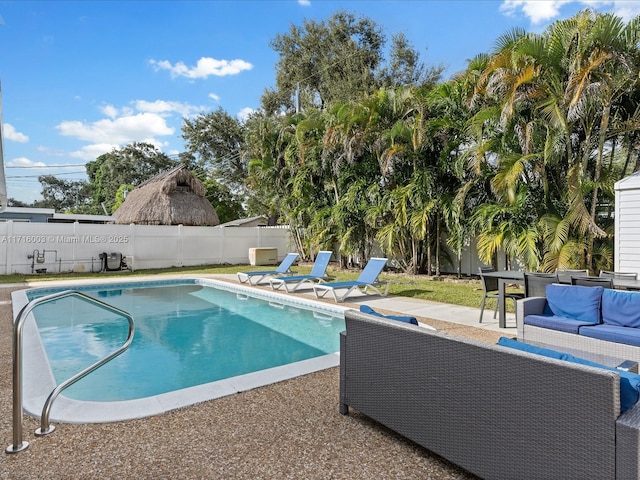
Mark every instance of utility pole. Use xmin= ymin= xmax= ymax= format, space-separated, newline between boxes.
xmin=0 ymin=81 xmax=8 ymax=212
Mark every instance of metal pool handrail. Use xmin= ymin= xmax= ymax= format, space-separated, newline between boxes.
xmin=6 ymin=290 xmax=135 ymax=454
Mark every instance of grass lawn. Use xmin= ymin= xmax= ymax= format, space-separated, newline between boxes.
xmin=0 ymin=262 xmax=522 ymax=312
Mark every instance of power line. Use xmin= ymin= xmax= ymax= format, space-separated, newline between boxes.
xmin=7 ymin=171 xmax=86 ymax=178
xmin=6 ymin=164 xmax=86 ymax=169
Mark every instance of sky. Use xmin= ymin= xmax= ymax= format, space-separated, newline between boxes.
xmin=2 ymin=0 xmax=640 ymax=204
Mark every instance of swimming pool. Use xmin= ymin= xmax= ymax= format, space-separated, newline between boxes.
xmin=13 ymin=277 xmax=348 ymax=423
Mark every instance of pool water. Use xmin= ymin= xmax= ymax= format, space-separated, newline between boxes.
xmin=29 ymin=282 xmax=344 ymax=402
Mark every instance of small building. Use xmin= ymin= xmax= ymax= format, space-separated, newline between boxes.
xmin=113 ymin=165 xmax=220 ymax=226
xmin=0 ymin=206 xmax=114 ymax=224
xmin=218 ymin=215 xmax=268 ymax=228
xmin=615 ymin=172 xmax=640 ymax=275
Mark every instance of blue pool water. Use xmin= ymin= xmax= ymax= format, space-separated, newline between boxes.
xmin=28 ymin=280 xmax=345 ymax=402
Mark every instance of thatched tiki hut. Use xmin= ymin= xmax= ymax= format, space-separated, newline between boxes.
xmin=113 ymin=165 xmax=220 ymax=226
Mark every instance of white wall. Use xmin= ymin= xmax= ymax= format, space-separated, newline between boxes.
xmin=616 ymin=173 xmax=640 ymax=276
xmin=0 ymin=222 xmax=294 ymax=275
xmin=0 ymin=220 xmax=509 ymax=277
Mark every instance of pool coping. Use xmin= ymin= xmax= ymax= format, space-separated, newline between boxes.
xmin=12 ymin=275 xmax=349 ymax=424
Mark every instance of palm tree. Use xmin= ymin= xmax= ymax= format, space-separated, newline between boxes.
xmin=464 ymin=9 xmax=640 ymax=272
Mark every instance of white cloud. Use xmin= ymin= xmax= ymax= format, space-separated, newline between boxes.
xmin=500 ymin=0 xmax=570 ymax=23
xmin=501 ymin=0 xmax=640 ymax=23
xmin=54 ymin=98 xmax=204 ymax=163
xmin=298 ymin=0 xmax=311 ymax=5
xmin=3 ymin=123 xmax=29 ymax=143
xmin=6 ymin=157 xmax=45 ymax=168
xmin=68 ymin=143 xmax=119 ymax=161
xmin=237 ymin=107 xmax=255 ymax=123
xmin=209 ymin=92 xmax=220 ymax=102
xmin=149 ymin=57 xmax=253 ymax=79
xmin=134 ymin=99 xmax=205 ymax=117
xmin=607 ymin=1 xmax=640 ymax=20
xmin=101 ymin=104 xmax=119 ymax=119
xmin=36 ymin=145 xmax=67 ymax=157
xmin=100 ymin=104 xmax=134 ymax=118
xmin=56 ymin=112 xmax=174 ymax=144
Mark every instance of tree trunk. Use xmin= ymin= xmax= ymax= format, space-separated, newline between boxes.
xmin=587 ymin=103 xmax=611 ymax=270
xmin=425 ymin=222 xmax=432 ymax=275
xmin=435 ymin=216 xmax=441 ymax=276
xmin=411 ymin=238 xmax=418 ymax=275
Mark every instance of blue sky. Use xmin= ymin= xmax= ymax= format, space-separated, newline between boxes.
xmin=2 ymin=0 xmax=640 ymax=204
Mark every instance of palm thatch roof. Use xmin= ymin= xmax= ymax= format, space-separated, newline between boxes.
xmin=113 ymin=165 xmax=220 ymax=226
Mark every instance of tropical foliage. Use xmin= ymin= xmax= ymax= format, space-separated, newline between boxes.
xmin=19 ymin=9 xmax=640 ymax=275
xmin=243 ymin=9 xmax=640 ymax=274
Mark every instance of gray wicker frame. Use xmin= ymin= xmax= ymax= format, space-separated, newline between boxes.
xmin=340 ymin=309 xmax=640 ymax=480
xmin=517 ymin=297 xmax=640 ymax=365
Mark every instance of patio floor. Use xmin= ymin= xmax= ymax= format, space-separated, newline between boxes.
xmin=0 ymin=275 xmax=507 ymax=479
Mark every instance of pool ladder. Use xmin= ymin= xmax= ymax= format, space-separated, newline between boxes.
xmin=6 ymin=290 xmax=135 ymax=454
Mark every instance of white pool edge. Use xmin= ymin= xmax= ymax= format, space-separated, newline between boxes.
xmin=12 ymin=276 xmax=349 ymax=424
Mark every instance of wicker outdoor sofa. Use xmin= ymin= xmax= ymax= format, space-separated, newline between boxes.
xmin=339 ymin=309 xmax=640 ymax=480
xmin=517 ymin=285 xmax=640 ymax=365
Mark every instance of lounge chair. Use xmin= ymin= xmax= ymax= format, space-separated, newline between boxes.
xmin=313 ymin=257 xmax=389 ymax=302
xmin=237 ymin=252 xmax=299 ymax=285
xmin=269 ymin=251 xmax=333 ymax=292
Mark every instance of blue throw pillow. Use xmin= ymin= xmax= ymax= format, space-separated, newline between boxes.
xmin=602 ymin=289 xmax=640 ymax=328
xmin=359 ymin=305 xmax=419 ymax=325
xmin=545 ymin=284 xmax=603 ymax=324
xmin=497 ymin=337 xmax=573 ymax=360
xmin=498 ymin=337 xmax=640 ymax=412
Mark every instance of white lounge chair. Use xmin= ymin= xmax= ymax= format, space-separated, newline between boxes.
xmin=269 ymin=251 xmax=333 ymax=292
xmin=313 ymin=257 xmax=389 ymax=302
xmin=237 ymin=252 xmax=299 ymax=285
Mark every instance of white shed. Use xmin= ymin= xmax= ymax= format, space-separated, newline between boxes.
xmin=615 ymin=172 xmax=640 ymax=275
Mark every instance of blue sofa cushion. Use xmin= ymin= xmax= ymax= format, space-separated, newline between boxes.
xmin=498 ymin=337 xmax=640 ymax=412
xmin=497 ymin=337 xmax=571 ymax=360
xmin=545 ymin=284 xmax=603 ymax=324
xmin=359 ymin=305 xmax=419 ymax=326
xmin=579 ymin=324 xmax=640 ymax=347
xmin=523 ymin=314 xmax=596 ymax=334
xmin=602 ymin=289 xmax=640 ymax=328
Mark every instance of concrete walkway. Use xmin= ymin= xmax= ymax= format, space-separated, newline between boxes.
xmin=342 ymin=292 xmax=517 ymax=333
xmin=221 ymin=274 xmax=518 ymax=335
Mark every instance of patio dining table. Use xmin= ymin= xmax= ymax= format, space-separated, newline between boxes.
xmin=480 ymin=270 xmax=525 ymax=328
xmin=483 ymin=270 xmax=640 ymax=328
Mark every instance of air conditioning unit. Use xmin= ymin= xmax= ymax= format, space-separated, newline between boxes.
xmin=100 ymin=252 xmax=123 ymax=271
xmin=248 ymin=247 xmax=278 ymax=266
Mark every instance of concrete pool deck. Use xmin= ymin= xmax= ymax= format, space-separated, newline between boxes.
xmin=1 ymin=274 xmax=502 ymax=479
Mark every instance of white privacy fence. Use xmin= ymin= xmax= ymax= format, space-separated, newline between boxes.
xmin=0 ymin=221 xmax=294 ymax=275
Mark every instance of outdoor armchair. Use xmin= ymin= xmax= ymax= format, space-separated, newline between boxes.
xmin=524 ymin=272 xmax=558 ymax=297
xmin=313 ymin=257 xmax=388 ymax=302
xmin=237 ymin=252 xmax=299 ymax=285
xmin=572 ymin=276 xmax=614 ymax=288
xmin=269 ymin=251 xmax=333 ymax=292
xmin=478 ymin=266 xmax=524 ymax=322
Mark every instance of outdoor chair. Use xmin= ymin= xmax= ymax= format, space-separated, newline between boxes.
xmin=269 ymin=251 xmax=333 ymax=292
xmin=313 ymin=257 xmax=388 ymax=302
xmin=599 ymin=270 xmax=638 ymax=279
xmin=237 ymin=252 xmax=299 ymax=285
xmin=524 ymin=272 xmax=558 ymax=297
xmin=556 ymin=268 xmax=589 ymax=284
xmin=571 ymin=276 xmax=613 ymax=288
xmin=478 ymin=266 xmax=524 ymax=323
